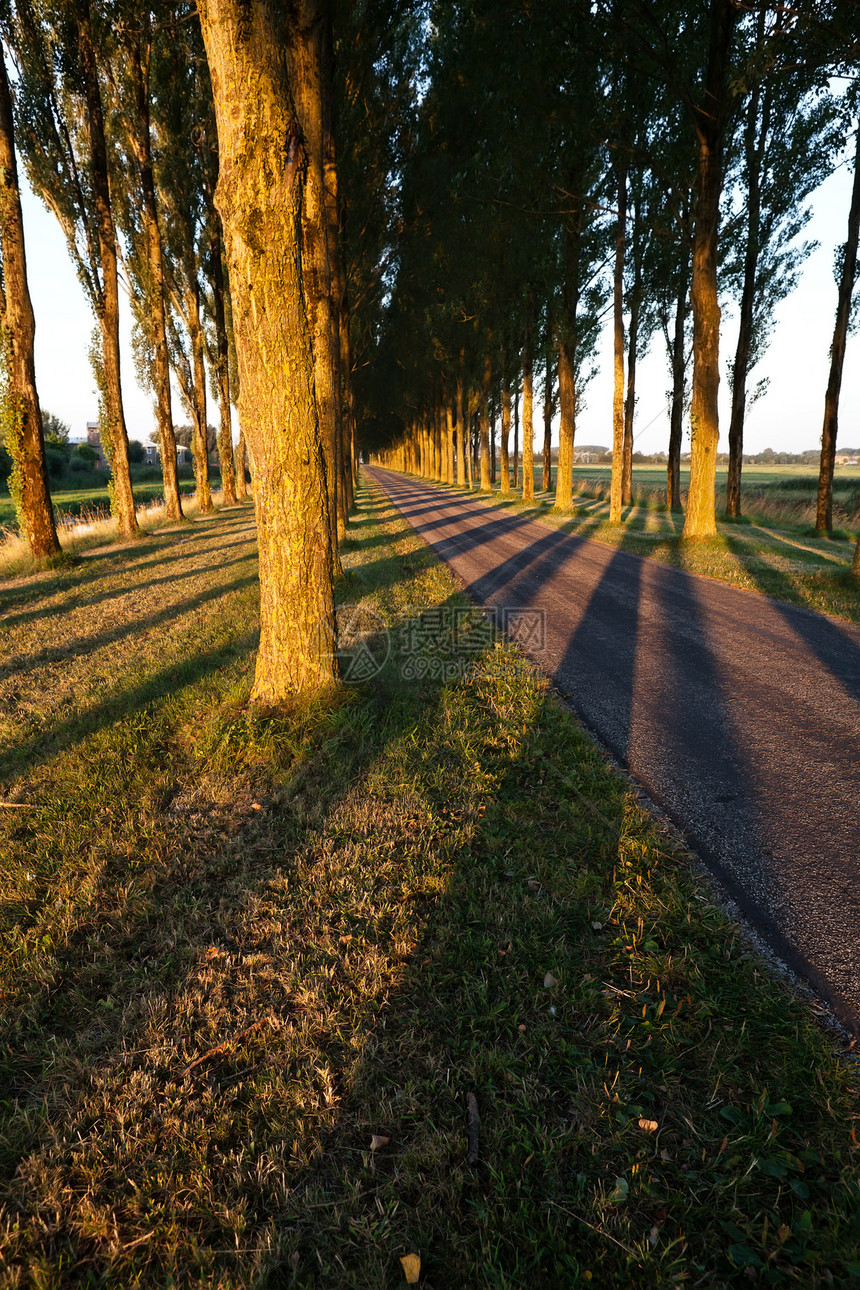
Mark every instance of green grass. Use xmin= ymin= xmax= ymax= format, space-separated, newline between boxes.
xmin=0 ymin=482 xmax=858 ymax=1286
xmin=0 ymin=482 xmax=200 ymax=531
xmin=424 ymin=468 xmax=860 ymax=627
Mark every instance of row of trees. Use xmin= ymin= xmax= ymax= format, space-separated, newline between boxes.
xmin=4 ymin=1 xmax=860 ymax=699
xmin=364 ymin=2 xmax=860 ymax=554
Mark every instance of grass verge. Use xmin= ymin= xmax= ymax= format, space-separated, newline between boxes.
xmin=0 ymin=479 xmax=857 ymax=1287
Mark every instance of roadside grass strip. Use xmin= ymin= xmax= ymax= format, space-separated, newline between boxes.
xmin=0 ymin=480 xmax=857 ymax=1286
xmin=412 ymin=475 xmax=860 ymax=628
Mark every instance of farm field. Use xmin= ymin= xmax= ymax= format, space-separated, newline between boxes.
xmin=0 ymin=480 xmax=858 ymax=1285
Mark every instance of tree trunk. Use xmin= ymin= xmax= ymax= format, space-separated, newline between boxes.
xmin=209 ymin=216 xmax=237 ymax=505
xmin=0 ymin=46 xmax=59 ymax=559
xmin=456 ymin=351 xmax=466 ymax=486
xmin=480 ymin=353 xmax=492 ymax=490
xmin=286 ymin=0 xmax=343 ymax=576
xmin=235 ymin=427 xmax=249 ymax=498
xmin=512 ymin=376 xmax=519 ymax=490
xmin=817 ymin=123 xmax=860 ymax=536
xmin=322 ymin=26 xmax=350 ymax=535
xmin=198 ymin=0 xmax=336 ymax=701
xmin=543 ymin=314 xmax=553 ymax=493
xmin=77 ymin=0 xmax=138 ymax=539
xmin=556 ymin=338 xmax=575 ymax=509
xmin=128 ymin=31 xmax=183 ymax=522
xmin=186 ymin=278 xmax=214 ymax=513
xmin=622 ymin=292 xmax=639 ymax=508
xmin=726 ymin=70 xmax=770 ymax=521
xmin=667 ymin=254 xmax=688 ymax=511
xmin=609 ymin=158 xmax=627 ymax=523
xmin=522 ymin=290 xmax=534 ymax=502
xmin=683 ymin=0 xmax=738 ymax=540
xmin=500 ymin=358 xmax=511 ymax=496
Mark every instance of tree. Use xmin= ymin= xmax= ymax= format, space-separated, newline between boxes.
xmin=10 ymin=0 xmax=138 ymax=537
xmin=0 ymin=42 xmax=58 ymax=557
xmin=817 ymin=120 xmax=860 ymax=535
xmin=197 ymin=0 xmax=336 ymax=700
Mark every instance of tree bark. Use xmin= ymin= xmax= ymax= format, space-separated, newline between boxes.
xmin=209 ymin=216 xmax=237 ymax=505
xmin=522 ymin=290 xmax=534 ymax=502
xmin=127 ymin=30 xmax=183 ymax=522
xmin=197 ymin=0 xmax=336 ymax=701
xmin=456 ymin=351 xmax=466 ymax=487
xmin=622 ymin=290 xmax=639 ymax=508
xmin=683 ymin=0 xmax=738 ymax=540
xmin=500 ymin=357 xmax=511 ymax=496
xmin=543 ymin=313 xmax=553 ymax=493
xmin=817 ymin=123 xmax=860 ymax=536
xmin=235 ymin=426 xmax=249 ymax=498
xmin=726 ymin=69 xmax=770 ymax=520
xmin=0 ymin=46 xmax=59 ymax=559
xmin=667 ymin=253 xmax=688 ymax=511
xmin=512 ymin=375 xmax=519 ymax=490
xmin=286 ymin=0 xmax=343 ymax=576
xmin=77 ymin=0 xmax=138 ymax=538
xmin=479 ymin=352 xmax=492 ymax=490
xmin=185 ymin=278 xmax=214 ymax=513
xmin=609 ymin=157 xmax=627 ymax=523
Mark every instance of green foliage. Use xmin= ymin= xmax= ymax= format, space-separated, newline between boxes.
xmin=127 ymin=439 xmax=145 ymax=464
xmin=39 ymin=407 xmax=70 ymax=443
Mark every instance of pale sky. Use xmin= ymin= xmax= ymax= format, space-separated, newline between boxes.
xmin=23 ymin=156 xmax=860 ymax=455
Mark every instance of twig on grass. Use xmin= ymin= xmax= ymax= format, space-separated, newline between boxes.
xmin=466 ymin=1091 xmax=480 ymax=1164
xmin=547 ymin=1201 xmax=637 ymax=1257
xmin=181 ymin=1017 xmax=273 ymax=1079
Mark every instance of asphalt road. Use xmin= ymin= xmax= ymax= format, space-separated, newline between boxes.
xmin=369 ymin=467 xmax=860 ymax=1033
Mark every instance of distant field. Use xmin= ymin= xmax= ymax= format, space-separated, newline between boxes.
xmin=0 ymin=481 xmax=199 ymax=530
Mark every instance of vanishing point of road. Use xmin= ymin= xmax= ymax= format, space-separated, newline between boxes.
xmin=369 ymin=467 xmax=860 ymax=1035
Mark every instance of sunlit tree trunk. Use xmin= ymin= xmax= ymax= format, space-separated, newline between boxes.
xmin=287 ymin=0 xmax=343 ymax=576
xmin=817 ymin=123 xmax=860 ymax=536
xmin=0 ymin=46 xmax=59 ymax=559
xmin=683 ymin=0 xmax=738 ymax=539
xmin=556 ymin=338 xmax=575 ymax=509
xmin=235 ymin=427 xmax=248 ymax=499
xmin=542 ymin=313 xmax=553 ymax=493
xmin=185 ymin=279 xmax=214 ymax=513
xmin=198 ymin=0 xmax=336 ymax=701
xmin=522 ymin=290 xmax=534 ymax=502
xmin=609 ymin=158 xmax=627 ymax=523
xmin=479 ymin=353 xmax=492 ymax=490
xmin=209 ymin=216 xmax=237 ymax=505
xmin=622 ymin=290 xmax=640 ymax=509
xmin=127 ymin=30 xmax=183 ymax=522
xmin=456 ymin=351 xmax=466 ymax=486
xmin=78 ymin=0 xmax=137 ymax=538
xmin=500 ymin=358 xmax=511 ymax=496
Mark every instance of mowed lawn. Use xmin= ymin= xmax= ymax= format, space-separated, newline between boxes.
xmin=0 ymin=485 xmax=858 ymax=1286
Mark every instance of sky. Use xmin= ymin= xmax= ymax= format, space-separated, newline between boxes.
xmin=23 ymin=154 xmax=860 ymax=455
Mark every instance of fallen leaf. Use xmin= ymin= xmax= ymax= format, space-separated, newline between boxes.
xmin=518 ymin=1023 xmax=527 ymax=1033
xmin=251 ymin=802 xmax=263 ymax=811
xmin=638 ymin=1119 xmax=659 ymax=1133
xmin=544 ymin=972 xmax=558 ymax=989
xmin=370 ymin=1135 xmax=390 ymax=1152
xmin=591 ymin=921 xmax=603 ymax=931
xmin=400 ymin=1252 xmax=421 ymax=1283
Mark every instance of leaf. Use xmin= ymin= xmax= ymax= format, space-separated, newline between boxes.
xmin=638 ymin=1118 xmax=659 ymax=1133
xmin=370 ymin=1135 xmax=390 ymax=1152
xmin=728 ymin=1244 xmax=763 ymax=1269
xmin=719 ymin=1106 xmax=744 ymax=1125
xmin=767 ymin=1101 xmax=793 ymax=1117
xmin=789 ymin=1180 xmax=810 ymax=1200
xmin=607 ymin=1177 xmax=629 ymax=1204
xmin=796 ymin=1210 xmax=814 ymax=1235
xmin=400 ymin=1252 xmax=421 ymax=1283
xmin=591 ymin=921 xmax=603 ymax=930
xmin=543 ymin=972 xmax=558 ymax=988
xmin=758 ymin=1156 xmax=788 ymax=1179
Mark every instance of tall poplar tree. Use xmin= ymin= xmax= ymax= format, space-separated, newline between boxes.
xmin=197 ymin=0 xmax=336 ymax=700
xmin=0 ymin=41 xmax=58 ymax=558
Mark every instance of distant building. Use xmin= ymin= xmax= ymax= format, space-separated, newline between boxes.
xmin=144 ymin=443 xmax=160 ymax=465
xmin=85 ymin=422 xmax=107 ymax=469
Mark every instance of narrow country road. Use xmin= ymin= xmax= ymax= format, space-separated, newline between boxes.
xmin=369 ymin=468 xmax=860 ymax=1033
